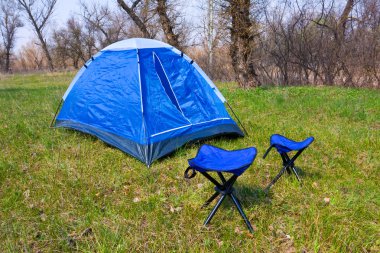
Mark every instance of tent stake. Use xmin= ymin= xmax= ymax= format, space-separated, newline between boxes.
xmin=50 ymin=99 xmax=63 ymax=128
xmin=226 ymin=102 xmax=249 ymax=136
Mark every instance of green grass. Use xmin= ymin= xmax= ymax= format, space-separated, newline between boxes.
xmin=0 ymin=72 xmax=379 ymax=252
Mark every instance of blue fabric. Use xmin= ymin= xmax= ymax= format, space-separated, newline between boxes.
xmin=270 ymin=134 xmax=314 ymax=153
xmin=57 ymin=50 xmax=144 ymax=143
xmin=55 ymin=39 xmax=243 ymax=166
xmin=188 ymin=145 xmax=257 ymax=176
xmin=153 ymin=53 xmax=181 ymax=111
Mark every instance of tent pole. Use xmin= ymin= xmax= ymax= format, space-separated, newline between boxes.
xmin=50 ymin=99 xmax=63 ymax=128
xmin=226 ymin=101 xmax=249 ymax=136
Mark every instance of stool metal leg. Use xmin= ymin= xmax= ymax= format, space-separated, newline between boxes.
xmin=199 ymin=172 xmax=253 ymax=233
xmin=204 ymin=194 xmax=226 ymax=225
xmin=282 ymin=153 xmax=292 ymax=174
xmin=265 ymin=166 xmax=288 ymax=192
xmin=202 ymin=191 xmax=220 ymax=208
xmin=291 ymin=166 xmax=302 ymax=184
xmin=230 ymin=193 xmax=254 ymax=233
xmin=217 ymin=172 xmax=227 ymax=183
xmin=266 ymin=148 xmax=306 ymax=190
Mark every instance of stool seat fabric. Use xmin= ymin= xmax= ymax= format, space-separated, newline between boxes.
xmin=188 ymin=144 xmax=257 ymax=176
xmin=270 ymin=134 xmax=314 ymax=153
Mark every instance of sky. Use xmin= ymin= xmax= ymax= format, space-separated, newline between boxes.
xmin=15 ymin=0 xmax=202 ymax=51
xmin=16 ymin=0 xmax=106 ymax=50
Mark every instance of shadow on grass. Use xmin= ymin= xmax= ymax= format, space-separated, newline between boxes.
xmin=234 ymin=185 xmax=270 ymax=207
xmin=195 ymin=166 xmax=323 ymax=213
xmin=265 ymin=166 xmax=322 ymax=182
xmin=294 ymin=166 xmax=322 ymax=179
xmin=199 ymin=185 xmax=270 ymax=212
xmin=151 ymin=133 xmax=244 ymax=163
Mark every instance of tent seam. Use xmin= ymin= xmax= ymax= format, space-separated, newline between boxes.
xmin=150 ymin=117 xmax=231 ymax=137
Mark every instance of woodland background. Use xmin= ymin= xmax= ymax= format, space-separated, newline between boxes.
xmin=0 ymin=0 xmax=379 ymax=88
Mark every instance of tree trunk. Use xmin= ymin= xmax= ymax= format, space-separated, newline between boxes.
xmin=35 ymin=30 xmax=54 ymax=71
xmin=17 ymin=0 xmax=56 ymax=71
xmin=207 ymin=0 xmax=214 ymax=74
xmin=337 ymin=0 xmax=354 ymax=42
xmin=228 ymin=0 xmax=260 ymax=88
xmin=117 ymin=0 xmax=152 ymax=38
xmin=156 ymin=0 xmax=181 ymax=50
xmin=336 ymin=0 xmax=355 ymax=85
xmin=5 ymin=50 xmax=11 ymax=73
xmin=1 ymin=0 xmax=22 ymax=73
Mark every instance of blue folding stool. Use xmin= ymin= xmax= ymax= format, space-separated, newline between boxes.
xmin=263 ymin=134 xmax=314 ymax=191
xmin=185 ymin=144 xmax=257 ymax=233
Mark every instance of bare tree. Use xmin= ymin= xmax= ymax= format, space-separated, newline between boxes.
xmin=256 ymin=0 xmax=379 ymax=87
xmin=10 ymin=0 xmax=376 ymax=86
xmin=17 ymin=0 xmax=57 ymax=71
xmin=353 ymin=0 xmax=380 ymax=86
xmin=222 ymin=0 xmax=261 ymax=87
xmin=15 ymin=40 xmax=45 ymax=71
xmin=117 ymin=0 xmax=153 ymax=38
xmin=0 ymin=45 xmax=5 ymax=69
xmin=193 ymin=0 xmax=231 ymax=79
xmin=207 ymin=0 xmax=214 ymax=69
xmin=51 ymin=16 xmax=97 ymax=69
xmin=80 ymin=1 xmax=128 ymax=48
xmin=156 ymin=0 xmax=181 ymax=49
xmin=51 ymin=27 xmax=69 ymax=69
xmin=117 ymin=0 xmax=188 ymax=48
xmin=66 ymin=17 xmax=94 ymax=67
xmin=0 ymin=0 xmax=23 ymax=73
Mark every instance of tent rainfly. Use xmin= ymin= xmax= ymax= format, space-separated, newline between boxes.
xmin=52 ymin=38 xmax=244 ymax=166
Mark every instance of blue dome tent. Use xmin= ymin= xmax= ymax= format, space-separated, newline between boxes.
xmin=52 ymin=38 xmax=244 ymax=166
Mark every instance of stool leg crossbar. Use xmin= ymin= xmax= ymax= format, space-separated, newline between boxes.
xmin=200 ymin=171 xmax=254 ymax=233
xmin=186 ymin=144 xmax=257 ymax=233
xmin=264 ymin=148 xmax=305 ymax=192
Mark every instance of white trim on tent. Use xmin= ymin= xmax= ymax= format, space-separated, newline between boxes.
xmin=102 ymin=38 xmax=172 ymax=51
xmin=137 ymin=49 xmax=144 ymax=113
xmin=150 ymin=117 xmax=231 ymax=137
xmin=136 ymin=48 xmax=149 ymax=163
xmin=62 ymin=66 xmax=86 ymax=100
xmin=62 ymin=51 xmax=102 ymax=100
xmin=191 ymin=117 xmax=230 ymax=126
xmin=150 ymin=124 xmax=192 ymax=137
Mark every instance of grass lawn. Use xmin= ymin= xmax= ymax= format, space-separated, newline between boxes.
xmin=0 ymin=72 xmax=379 ymax=252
